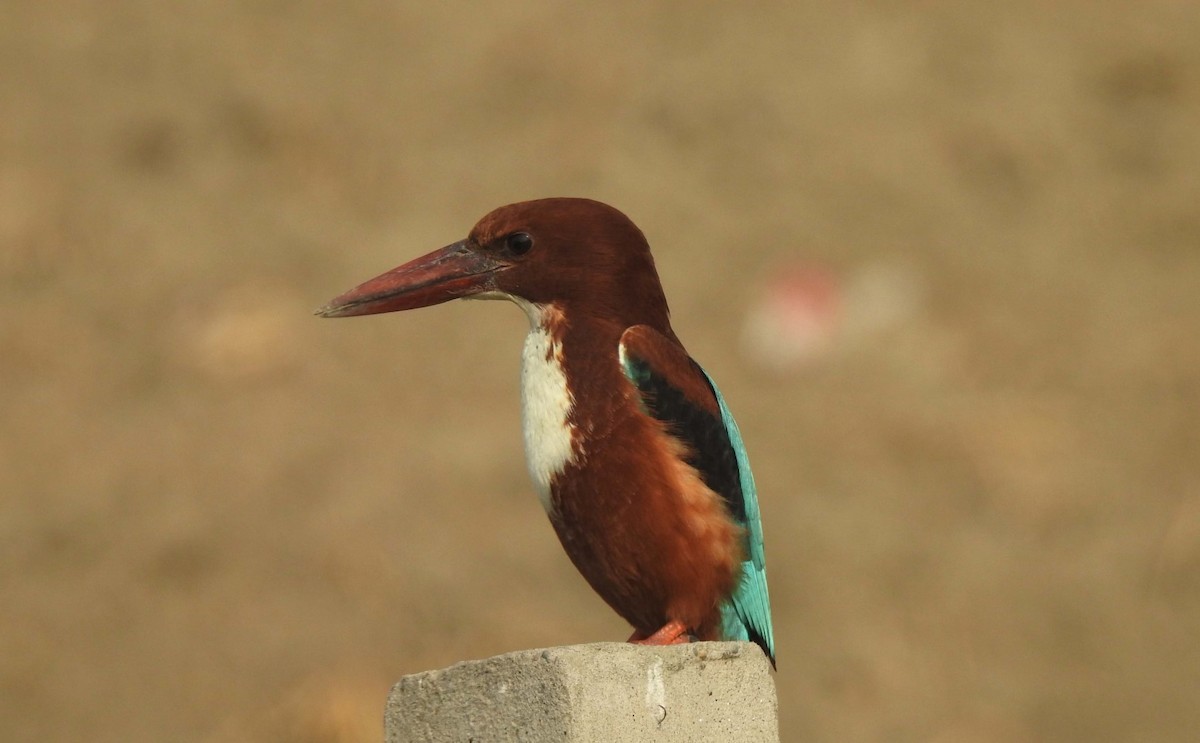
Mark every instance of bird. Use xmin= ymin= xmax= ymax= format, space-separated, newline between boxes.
xmin=317 ymin=198 xmax=775 ymax=666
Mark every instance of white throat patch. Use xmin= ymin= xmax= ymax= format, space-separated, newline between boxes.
xmin=510 ymin=299 xmax=577 ymax=515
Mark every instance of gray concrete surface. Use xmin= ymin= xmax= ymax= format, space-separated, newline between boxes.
xmin=386 ymin=641 xmax=778 ymax=742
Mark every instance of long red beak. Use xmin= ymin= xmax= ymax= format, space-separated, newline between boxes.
xmin=316 ymin=240 xmax=503 ymax=318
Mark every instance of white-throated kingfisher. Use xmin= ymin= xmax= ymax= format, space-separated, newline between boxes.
xmin=318 ymin=198 xmax=775 ymax=666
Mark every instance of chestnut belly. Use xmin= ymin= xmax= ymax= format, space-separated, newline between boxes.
xmin=548 ymin=448 xmax=743 ymax=639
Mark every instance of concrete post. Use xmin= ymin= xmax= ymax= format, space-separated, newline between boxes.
xmin=386 ymin=641 xmax=778 ymax=742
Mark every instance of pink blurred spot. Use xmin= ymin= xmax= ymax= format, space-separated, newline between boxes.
xmin=742 ymin=261 xmax=923 ymax=372
xmin=741 ymin=266 xmax=843 ymax=371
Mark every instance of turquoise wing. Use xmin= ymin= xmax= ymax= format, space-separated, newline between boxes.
xmin=702 ymin=370 xmax=775 ymax=666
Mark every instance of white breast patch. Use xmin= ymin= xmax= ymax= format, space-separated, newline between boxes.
xmin=517 ymin=308 xmax=577 ymax=515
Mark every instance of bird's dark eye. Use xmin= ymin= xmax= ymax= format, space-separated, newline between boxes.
xmin=505 ymin=232 xmax=534 ymax=256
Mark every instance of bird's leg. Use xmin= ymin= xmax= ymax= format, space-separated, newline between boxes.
xmin=628 ymin=619 xmax=690 ymax=646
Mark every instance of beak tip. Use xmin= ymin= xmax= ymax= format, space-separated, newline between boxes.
xmin=314 ymin=303 xmax=343 ymax=318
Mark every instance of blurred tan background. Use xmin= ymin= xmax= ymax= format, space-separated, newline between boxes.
xmin=3 ymin=2 xmax=1199 ymax=741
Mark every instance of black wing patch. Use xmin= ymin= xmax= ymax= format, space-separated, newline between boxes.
xmin=624 ymin=356 xmax=747 ymax=526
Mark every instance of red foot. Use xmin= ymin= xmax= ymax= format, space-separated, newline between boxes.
xmin=628 ymin=620 xmax=690 ymax=646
